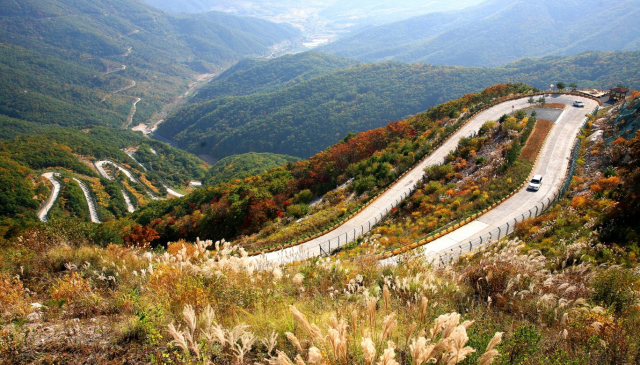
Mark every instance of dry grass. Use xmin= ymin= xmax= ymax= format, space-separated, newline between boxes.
xmin=538 ymin=103 xmax=566 ymax=109
xmin=1 ymin=229 xmax=638 ymax=364
xmin=0 ymin=273 xmax=31 ymax=320
xmin=520 ymin=119 xmax=555 ymax=162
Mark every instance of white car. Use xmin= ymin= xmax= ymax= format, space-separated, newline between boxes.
xmin=573 ymin=101 xmax=584 ymax=107
xmin=528 ymin=175 xmax=543 ymax=191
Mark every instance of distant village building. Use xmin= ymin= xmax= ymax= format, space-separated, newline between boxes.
xmin=190 ymin=181 xmax=202 ymax=187
xmin=609 ymin=86 xmax=629 ymax=101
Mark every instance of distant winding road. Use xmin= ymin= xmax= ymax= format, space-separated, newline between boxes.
xmin=37 ymin=172 xmax=61 ymax=222
xmin=125 ymin=152 xmax=185 ymax=198
xmin=259 ymin=94 xmax=598 ymax=265
xmin=95 ymin=160 xmax=138 ymax=182
xmin=125 ymin=98 xmax=141 ymax=128
xmin=73 ymin=178 xmax=102 ymax=223
xmin=95 ymin=160 xmax=137 ymax=212
xmin=95 ymin=159 xmax=176 ymax=208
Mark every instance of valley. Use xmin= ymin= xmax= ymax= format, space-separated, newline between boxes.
xmin=140 ymin=0 xmax=485 ymax=51
xmin=158 ymin=50 xmax=640 ymax=161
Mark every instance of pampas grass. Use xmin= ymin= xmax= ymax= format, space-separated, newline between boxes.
xmin=477 ymin=332 xmax=503 ymax=365
xmin=307 ymin=346 xmax=323 ymax=364
xmin=167 ymin=304 xmax=257 ymax=363
xmin=381 ymin=313 xmax=397 ymax=345
xmin=262 ymin=330 xmax=278 ymax=356
xmin=285 ymin=332 xmax=303 ymax=353
xmin=362 ymin=336 xmax=377 ymax=365
xmin=377 ymin=342 xmax=399 ymax=365
xmin=289 ymin=305 xmax=323 ymax=341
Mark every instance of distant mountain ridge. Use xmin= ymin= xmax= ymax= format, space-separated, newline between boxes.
xmin=158 ymin=50 xmax=640 ymax=160
xmin=319 ymin=0 xmax=640 ymax=66
xmin=140 ymin=0 xmax=484 ymax=29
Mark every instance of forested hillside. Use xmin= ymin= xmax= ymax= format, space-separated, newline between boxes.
xmin=208 ymin=153 xmax=300 ymax=186
xmin=0 ymin=0 xmax=300 ymax=129
xmin=320 ymin=0 xmax=640 ymax=66
xmin=141 ymin=84 xmax=534 ymax=243
xmin=191 ymin=52 xmax=359 ymax=102
xmin=0 ymin=127 xmax=207 ymax=233
xmin=159 ymin=50 xmax=640 ymax=160
xmin=0 ymin=0 xmax=302 ymax=226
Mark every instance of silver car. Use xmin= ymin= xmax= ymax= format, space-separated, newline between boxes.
xmin=528 ymin=175 xmax=543 ymax=191
xmin=573 ymin=101 xmax=584 ymax=107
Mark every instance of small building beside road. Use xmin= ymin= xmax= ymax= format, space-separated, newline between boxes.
xmin=609 ymin=87 xmax=629 ymax=101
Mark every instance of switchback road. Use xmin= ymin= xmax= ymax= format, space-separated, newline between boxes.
xmin=260 ymin=94 xmax=598 ymax=265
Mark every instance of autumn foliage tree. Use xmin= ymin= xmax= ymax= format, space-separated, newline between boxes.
xmin=122 ymin=225 xmax=159 ymax=250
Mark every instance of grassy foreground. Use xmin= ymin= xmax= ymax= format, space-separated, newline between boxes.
xmin=1 ymin=229 xmax=638 ymax=364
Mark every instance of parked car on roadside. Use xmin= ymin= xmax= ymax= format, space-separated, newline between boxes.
xmin=528 ymin=175 xmax=543 ymax=191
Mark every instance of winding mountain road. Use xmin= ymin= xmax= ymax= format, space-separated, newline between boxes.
xmin=105 ymin=64 xmax=126 ymax=74
xmin=400 ymin=95 xmax=599 ymax=262
xmin=113 ymin=80 xmax=136 ymax=94
xmin=121 ymin=189 xmax=136 ymax=213
xmin=95 ymin=160 xmax=138 ymax=212
xmin=73 ymin=178 xmax=101 ymax=223
xmin=37 ymin=172 xmax=61 ymax=222
xmin=125 ymin=98 xmax=141 ymax=128
xmin=163 ymin=184 xmax=185 ymax=198
xmin=126 ymin=152 xmax=148 ymax=172
xmin=259 ymin=94 xmax=598 ymax=265
xmin=125 ymin=152 xmax=184 ymax=197
xmin=95 ymin=160 xmax=138 ymax=182
xmin=95 ymin=159 xmax=161 ymax=204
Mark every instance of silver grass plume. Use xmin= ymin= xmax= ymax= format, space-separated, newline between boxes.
xmin=477 ymin=332 xmax=503 ymax=365
xmin=285 ymin=332 xmax=304 ymax=353
xmin=308 ymin=346 xmax=323 ymax=364
xmin=381 ymin=312 xmax=397 ymax=345
xmin=361 ymin=336 xmax=376 ymax=365
xmin=261 ymin=330 xmax=278 ymax=356
xmin=376 ymin=341 xmax=399 ymax=365
xmin=289 ymin=306 xmax=323 ymax=341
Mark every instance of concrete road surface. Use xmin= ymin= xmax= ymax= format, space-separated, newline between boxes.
xmin=37 ymin=172 xmax=61 ymax=222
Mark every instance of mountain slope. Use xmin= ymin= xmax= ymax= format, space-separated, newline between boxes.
xmin=158 ymin=50 xmax=640 ymax=160
xmin=0 ymin=0 xmax=300 ymax=129
xmin=191 ymin=52 xmax=359 ymax=102
xmin=208 ymin=152 xmax=301 ymax=186
xmin=0 ymin=126 xmax=208 ymax=226
xmin=320 ymin=0 xmax=640 ymax=66
xmin=2 ymin=93 xmax=640 ymax=364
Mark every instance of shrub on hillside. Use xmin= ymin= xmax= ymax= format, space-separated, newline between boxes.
xmin=590 ymin=267 xmax=639 ymax=313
